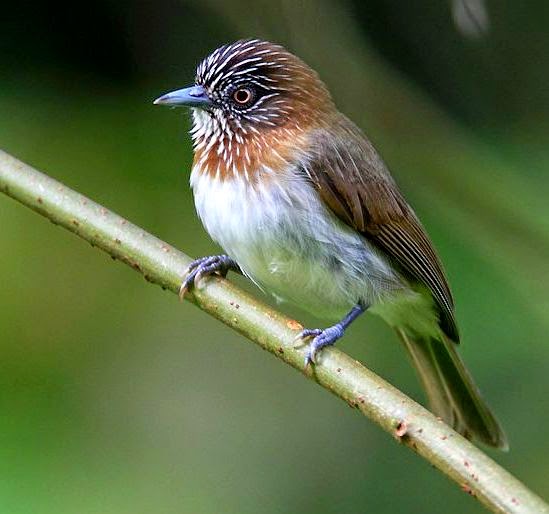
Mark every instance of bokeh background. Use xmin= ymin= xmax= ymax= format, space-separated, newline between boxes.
xmin=1 ymin=1 xmax=548 ymax=512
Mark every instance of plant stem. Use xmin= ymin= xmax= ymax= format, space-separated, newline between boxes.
xmin=0 ymin=149 xmax=547 ymax=514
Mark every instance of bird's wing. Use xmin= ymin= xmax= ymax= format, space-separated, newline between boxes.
xmin=303 ymin=118 xmax=459 ymax=342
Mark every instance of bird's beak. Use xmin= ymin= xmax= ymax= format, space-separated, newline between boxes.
xmin=153 ymin=85 xmax=212 ymax=108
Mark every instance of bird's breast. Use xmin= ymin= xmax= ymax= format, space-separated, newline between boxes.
xmin=190 ymin=165 xmax=403 ymax=318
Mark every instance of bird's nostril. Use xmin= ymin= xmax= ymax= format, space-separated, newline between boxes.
xmin=189 ymin=86 xmax=206 ymax=97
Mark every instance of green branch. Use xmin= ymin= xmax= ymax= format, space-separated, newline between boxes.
xmin=0 ymin=149 xmax=547 ymax=514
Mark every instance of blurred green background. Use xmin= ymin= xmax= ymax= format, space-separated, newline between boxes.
xmin=1 ymin=1 xmax=548 ymax=512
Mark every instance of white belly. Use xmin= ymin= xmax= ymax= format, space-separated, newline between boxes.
xmin=190 ymin=168 xmax=404 ymax=319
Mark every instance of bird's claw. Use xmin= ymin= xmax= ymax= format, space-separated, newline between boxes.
xmin=179 ymin=255 xmax=237 ymax=300
xmin=293 ymin=328 xmax=321 ymax=344
xmin=296 ymin=325 xmax=345 ymax=367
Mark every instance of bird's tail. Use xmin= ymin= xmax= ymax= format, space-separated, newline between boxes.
xmin=396 ymin=328 xmax=508 ymax=449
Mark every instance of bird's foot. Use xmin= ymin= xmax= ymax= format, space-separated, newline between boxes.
xmin=297 ymin=324 xmax=346 ymax=367
xmin=179 ymin=254 xmax=240 ymax=300
xmin=295 ymin=304 xmax=366 ymax=367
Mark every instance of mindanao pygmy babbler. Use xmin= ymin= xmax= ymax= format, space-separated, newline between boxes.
xmin=154 ymin=39 xmax=507 ymax=448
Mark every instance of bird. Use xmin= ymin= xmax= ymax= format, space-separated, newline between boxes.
xmin=154 ymin=38 xmax=507 ymax=449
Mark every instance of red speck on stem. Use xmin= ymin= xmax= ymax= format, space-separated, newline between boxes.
xmin=461 ymin=484 xmax=475 ymax=496
xmin=286 ymin=319 xmax=303 ymax=331
xmin=395 ymin=421 xmax=408 ymax=438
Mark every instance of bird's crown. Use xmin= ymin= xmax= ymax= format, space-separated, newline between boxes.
xmin=195 ymin=39 xmax=332 ymax=129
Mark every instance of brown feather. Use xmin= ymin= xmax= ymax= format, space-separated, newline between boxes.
xmin=304 ymin=114 xmax=459 ymax=342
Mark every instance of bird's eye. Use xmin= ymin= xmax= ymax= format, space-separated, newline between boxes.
xmin=232 ymin=87 xmax=253 ymax=105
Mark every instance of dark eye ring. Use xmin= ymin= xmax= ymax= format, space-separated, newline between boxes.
xmin=232 ymin=87 xmax=253 ymax=105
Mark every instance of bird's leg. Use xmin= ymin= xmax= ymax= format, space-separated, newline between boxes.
xmin=179 ymin=255 xmax=241 ymax=300
xmin=298 ymin=304 xmax=366 ymax=366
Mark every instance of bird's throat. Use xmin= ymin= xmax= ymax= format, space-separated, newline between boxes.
xmin=190 ymin=108 xmax=309 ymax=183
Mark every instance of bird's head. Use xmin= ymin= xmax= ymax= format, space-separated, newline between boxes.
xmin=155 ymin=39 xmax=335 ymax=180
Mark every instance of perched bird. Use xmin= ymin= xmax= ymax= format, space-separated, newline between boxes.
xmin=154 ymin=39 xmax=507 ymax=448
